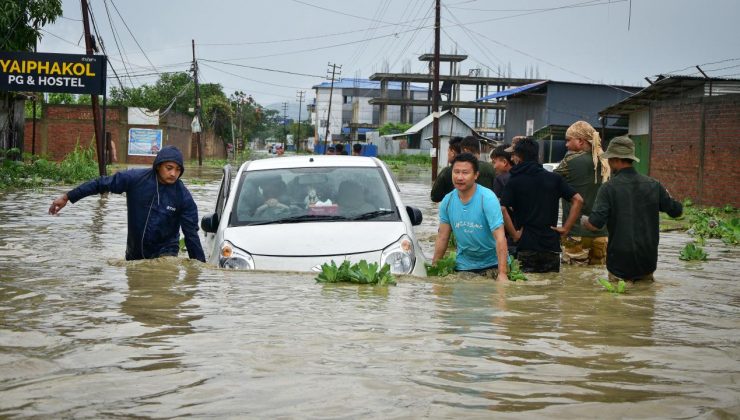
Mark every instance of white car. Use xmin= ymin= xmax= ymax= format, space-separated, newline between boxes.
xmin=200 ymin=155 xmax=426 ymax=276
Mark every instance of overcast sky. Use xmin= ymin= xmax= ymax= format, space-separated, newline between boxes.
xmin=37 ymin=0 xmax=740 ymax=109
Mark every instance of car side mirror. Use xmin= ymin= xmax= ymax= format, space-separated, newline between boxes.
xmin=201 ymin=212 xmax=219 ymax=233
xmin=406 ymin=206 xmax=423 ymax=226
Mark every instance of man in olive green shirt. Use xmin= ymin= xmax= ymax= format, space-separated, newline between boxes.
xmin=584 ymin=136 xmax=683 ymax=282
xmin=555 ymin=121 xmax=610 ymax=265
xmin=431 ymin=137 xmax=463 ymax=202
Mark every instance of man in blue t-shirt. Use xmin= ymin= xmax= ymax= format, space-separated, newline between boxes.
xmin=432 ymin=153 xmax=509 ymax=281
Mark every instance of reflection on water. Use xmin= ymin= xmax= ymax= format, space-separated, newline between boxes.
xmin=0 ymin=168 xmax=738 ymax=417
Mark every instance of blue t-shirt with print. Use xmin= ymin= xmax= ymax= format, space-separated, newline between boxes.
xmin=439 ymin=184 xmax=505 ymax=271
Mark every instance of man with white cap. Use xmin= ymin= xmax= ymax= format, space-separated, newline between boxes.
xmin=583 ymin=136 xmax=683 ymax=282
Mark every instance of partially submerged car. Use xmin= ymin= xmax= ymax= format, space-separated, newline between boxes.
xmin=200 ymin=155 xmax=426 ymax=276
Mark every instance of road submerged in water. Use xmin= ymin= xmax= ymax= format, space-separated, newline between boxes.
xmin=0 ymin=164 xmax=738 ymax=418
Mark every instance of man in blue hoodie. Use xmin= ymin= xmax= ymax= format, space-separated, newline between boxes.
xmin=49 ymin=145 xmax=206 ymax=262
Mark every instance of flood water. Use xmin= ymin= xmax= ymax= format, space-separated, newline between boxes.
xmin=1 ymin=163 xmax=738 ymax=418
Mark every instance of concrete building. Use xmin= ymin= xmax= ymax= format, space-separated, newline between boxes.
xmin=600 ymin=75 xmax=740 ymax=206
xmin=312 ymin=78 xmax=427 ymax=144
xmin=478 ymin=80 xmax=640 ymax=163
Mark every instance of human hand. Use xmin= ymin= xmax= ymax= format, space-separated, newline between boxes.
xmin=513 ymin=228 xmax=523 ymax=242
xmin=550 ymin=225 xmax=569 ymax=237
xmin=49 ymin=194 xmax=68 ymax=215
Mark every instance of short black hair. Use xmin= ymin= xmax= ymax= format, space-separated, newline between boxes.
xmin=490 ymin=145 xmax=513 ymax=165
xmin=352 ymin=143 xmax=362 ymax=153
xmin=460 ymin=136 xmax=481 ymax=154
xmin=513 ymin=137 xmax=539 ymax=162
xmin=450 ymin=152 xmax=479 ymax=173
xmin=448 ymin=136 xmax=463 ymax=154
xmin=335 ymin=143 xmax=344 ymax=154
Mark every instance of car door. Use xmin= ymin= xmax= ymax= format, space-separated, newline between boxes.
xmin=203 ymin=164 xmax=232 ymax=259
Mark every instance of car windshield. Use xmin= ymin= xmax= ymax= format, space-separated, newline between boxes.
xmin=230 ymin=166 xmax=399 ymax=226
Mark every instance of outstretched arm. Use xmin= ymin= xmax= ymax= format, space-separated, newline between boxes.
xmin=49 ymin=172 xmax=132 ymax=215
xmin=552 ymin=193 xmax=584 ymax=237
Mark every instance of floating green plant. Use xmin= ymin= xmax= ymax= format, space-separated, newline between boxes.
xmin=315 ymin=260 xmax=395 ymax=286
xmin=425 ymin=252 xmax=456 ymax=277
xmin=598 ymin=278 xmax=626 ymax=294
xmin=679 ymin=242 xmax=708 ymax=261
xmin=508 ymin=259 xmax=527 ymax=282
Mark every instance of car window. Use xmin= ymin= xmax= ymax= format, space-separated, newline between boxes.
xmin=229 ymin=166 xmax=399 ymax=226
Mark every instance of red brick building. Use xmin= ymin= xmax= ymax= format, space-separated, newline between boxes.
xmin=601 ymin=76 xmax=740 ymax=207
xmin=23 ymin=104 xmax=226 ymax=164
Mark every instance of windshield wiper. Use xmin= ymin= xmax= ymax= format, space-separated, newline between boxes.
xmin=246 ymin=214 xmax=348 ymax=225
xmin=349 ymin=210 xmax=396 ymax=220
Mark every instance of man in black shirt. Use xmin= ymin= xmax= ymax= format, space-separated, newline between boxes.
xmin=501 ymin=138 xmax=584 ymax=272
xmin=584 ymin=136 xmax=683 ymax=282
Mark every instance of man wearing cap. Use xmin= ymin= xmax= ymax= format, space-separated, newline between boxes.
xmin=555 ymin=121 xmax=610 ymax=265
xmin=48 ymin=145 xmax=206 ymax=262
xmin=500 ymin=138 xmax=584 ymax=273
xmin=583 ymin=136 xmax=683 ymax=282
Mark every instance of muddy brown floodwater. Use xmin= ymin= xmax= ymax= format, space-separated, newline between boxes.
xmin=0 ymin=163 xmax=738 ymax=418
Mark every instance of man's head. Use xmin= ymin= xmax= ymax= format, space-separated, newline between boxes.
xmin=490 ymin=145 xmax=513 ymax=175
xmin=335 ymin=143 xmax=344 ymax=155
xmin=447 ymin=136 xmax=463 ymax=162
xmin=153 ymin=145 xmax=184 ymax=185
xmin=326 ymin=146 xmax=336 ymax=155
xmin=276 ymin=145 xmax=284 ymax=156
xmin=504 ymin=135 xmax=527 ymax=164
xmin=565 ymin=120 xmax=596 ymax=152
xmin=460 ymin=136 xmax=481 ymax=157
xmin=352 ymin=143 xmax=362 ymax=155
xmin=601 ymin=136 xmax=639 ymax=171
xmin=450 ymin=152 xmax=479 ymax=193
xmin=512 ymin=137 xmax=539 ymax=163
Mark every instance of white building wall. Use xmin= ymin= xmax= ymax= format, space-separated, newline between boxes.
xmin=628 ymin=108 xmax=650 ymax=135
xmin=355 ymin=97 xmax=374 ymax=124
xmin=314 ymin=87 xmax=344 ymax=142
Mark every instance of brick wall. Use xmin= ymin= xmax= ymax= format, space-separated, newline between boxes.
xmin=650 ymin=94 xmax=740 ymax=207
xmin=24 ymin=104 xmax=225 ymax=165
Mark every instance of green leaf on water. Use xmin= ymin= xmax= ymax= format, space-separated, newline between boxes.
xmin=425 ymin=252 xmax=456 ymax=277
xmin=679 ymin=242 xmax=708 ymax=261
xmin=508 ymin=259 xmax=528 ymax=282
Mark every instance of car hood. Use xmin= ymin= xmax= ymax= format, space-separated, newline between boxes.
xmin=223 ymin=221 xmax=408 ymax=256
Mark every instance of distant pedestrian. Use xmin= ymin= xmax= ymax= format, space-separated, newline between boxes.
xmin=583 ymin=136 xmax=683 ymax=282
xmin=48 ymin=146 xmax=206 ymax=262
xmin=555 ymin=121 xmax=610 ymax=265
xmin=352 ymin=143 xmax=362 ymax=156
xmin=432 ymin=153 xmax=509 ymax=281
xmin=460 ymin=136 xmax=496 ymax=192
xmin=500 ymin=138 xmax=584 ymax=273
xmin=335 ymin=143 xmax=345 ymax=155
xmin=430 ymin=136 xmax=463 ymax=202
xmin=326 ymin=145 xmax=336 ymax=155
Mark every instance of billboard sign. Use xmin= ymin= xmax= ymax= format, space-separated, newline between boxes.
xmin=128 ymin=128 xmax=163 ymax=156
xmin=0 ymin=51 xmax=107 ymax=95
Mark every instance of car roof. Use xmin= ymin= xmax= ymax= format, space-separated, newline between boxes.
xmin=242 ymin=155 xmax=380 ymax=171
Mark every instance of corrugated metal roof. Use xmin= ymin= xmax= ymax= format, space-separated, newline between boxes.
xmin=313 ymin=78 xmax=427 ymax=91
xmin=475 ymin=80 xmax=548 ymax=102
xmin=600 ymin=75 xmax=740 ymax=115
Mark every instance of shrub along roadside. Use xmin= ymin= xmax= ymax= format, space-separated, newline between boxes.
xmin=0 ymin=143 xmax=99 ymax=190
xmin=661 ymin=200 xmax=739 ymax=246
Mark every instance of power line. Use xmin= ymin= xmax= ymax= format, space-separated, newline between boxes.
xmin=110 ymin=0 xmax=161 ymax=75
xmin=199 ymin=62 xmax=307 ymax=90
xmin=448 ymin=0 xmax=606 ymax=12
xmin=199 ymin=59 xmax=325 ymax=78
xmin=449 ymin=0 xmax=627 ymax=25
xmin=290 ymin=0 xmax=397 ymax=24
xmin=103 ymin=0 xmax=136 ymax=88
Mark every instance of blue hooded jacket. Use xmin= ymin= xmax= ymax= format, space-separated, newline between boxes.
xmin=67 ymin=146 xmax=206 ymax=262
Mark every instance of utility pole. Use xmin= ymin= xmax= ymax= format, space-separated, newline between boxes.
xmin=431 ymin=0 xmax=441 ymax=181
xmin=192 ymin=39 xmax=203 ymax=166
xmin=296 ymin=90 xmax=305 ymax=153
xmin=282 ymin=101 xmax=288 ymax=149
xmin=80 ymin=0 xmax=106 ymax=177
xmin=324 ymin=62 xmax=341 ymax=154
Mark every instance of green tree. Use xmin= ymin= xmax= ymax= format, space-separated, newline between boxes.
xmin=378 ymin=122 xmax=412 ymax=135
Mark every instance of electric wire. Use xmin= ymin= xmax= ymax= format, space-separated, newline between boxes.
xmin=199 ymin=59 xmax=325 ymax=78
xmin=110 ymin=0 xmax=161 ymax=75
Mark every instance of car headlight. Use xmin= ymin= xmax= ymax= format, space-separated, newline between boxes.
xmin=380 ymin=234 xmax=415 ymax=274
xmin=219 ymin=241 xmax=255 ymax=270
